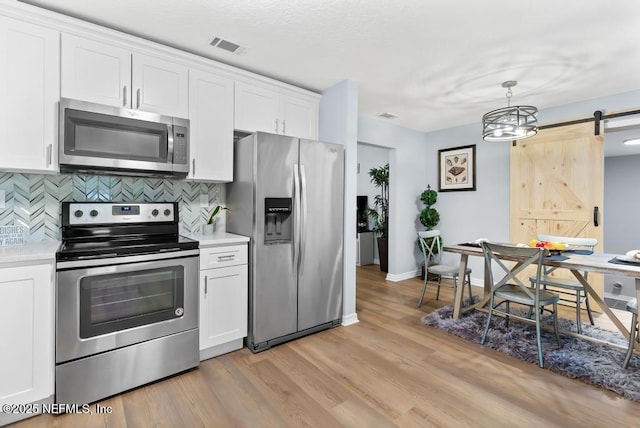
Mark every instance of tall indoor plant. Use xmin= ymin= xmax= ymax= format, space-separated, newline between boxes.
xmin=367 ymin=163 xmax=389 ymax=272
xmin=419 ymin=185 xmax=440 ymax=279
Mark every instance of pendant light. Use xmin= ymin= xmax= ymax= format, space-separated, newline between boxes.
xmin=482 ymin=81 xmax=538 ymax=141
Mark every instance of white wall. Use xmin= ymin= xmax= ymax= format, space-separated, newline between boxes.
xmin=603 ymin=154 xmax=640 ymax=300
xmin=424 ymin=89 xmax=640 ymax=286
xmin=357 ymin=115 xmax=429 ymax=281
xmin=424 ymin=124 xmax=510 ymax=284
xmin=320 ymin=80 xmax=359 ymax=326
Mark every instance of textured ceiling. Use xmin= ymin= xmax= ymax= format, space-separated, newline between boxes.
xmin=17 ymin=0 xmax=640 ymax=141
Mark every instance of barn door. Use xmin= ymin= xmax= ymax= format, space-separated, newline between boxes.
xmin=510 ymin=121 xmax=604 ymax=297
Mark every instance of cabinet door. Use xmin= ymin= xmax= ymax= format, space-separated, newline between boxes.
xmin=0 ymin=17 xmax=59 ymax=173
xmin=199 ymin=265 xmax=248 ymax=350
xmin=0 ymin=264 xmax=53 ymax=407
xmin=234 ymin=81 xmax=279 ymax=134
xmin=188 ymin=69 xmax=234 ymax=182
xmin=280 ymin=93 xmax=319 ymax=140
xmin=61 ymin=33 xmax=131 ymax=108
xmin=132 ymin=53 xmax=188 ymax=117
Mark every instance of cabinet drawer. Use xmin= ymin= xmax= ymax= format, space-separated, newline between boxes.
xmin=200 ymin=245 xmax=247 ymax=269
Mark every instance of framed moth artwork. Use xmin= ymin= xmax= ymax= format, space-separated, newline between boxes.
xmin=438 ymin=144 xmax=476 ymax=192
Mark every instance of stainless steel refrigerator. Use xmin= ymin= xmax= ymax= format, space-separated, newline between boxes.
xmin=226 ymin=132 xmax=344 ymax=352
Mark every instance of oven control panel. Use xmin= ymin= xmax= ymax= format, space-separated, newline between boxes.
xmin=65 ymin=202 xmax=176 ymax=225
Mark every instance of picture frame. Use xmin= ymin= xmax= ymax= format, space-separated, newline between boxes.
xmin=438 ymin=144 xmax=476 ymax=192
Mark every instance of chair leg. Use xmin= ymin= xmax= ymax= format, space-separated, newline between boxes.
xmin=435 ymin=275 xmax=442 ymax=300
xmin=552 ymin=303 xmax=561 ymax=346
xmin=535 ymin=304 xmax=544 ymax=368
xmin=481 ymin=295 xmax=495 ymax=345
xmin=575 ymin=292 xmax=582 ymax=334
xmin=584 ymin=291 xmax=595 ymax=326
xmin=505 ymin=301 xmax=510 ymax=328
xmin=623 ymin=312 xmax=638 ymax=369
xmin=417 ymin=273 xmax=428 ymax=307
xmin=466 ymin=273 xmax=473 ymax=301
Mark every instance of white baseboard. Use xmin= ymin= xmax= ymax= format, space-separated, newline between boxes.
xmin=386 ymin=270 xmax=421 ymax=282
xmin=341 ymin=312 xmax=359 ymax=326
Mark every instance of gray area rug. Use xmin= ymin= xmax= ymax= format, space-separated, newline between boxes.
xmin=422 ymin=300 xmax=640 ymax=402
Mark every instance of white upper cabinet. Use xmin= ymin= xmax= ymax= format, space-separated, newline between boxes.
xmin=132 ymin=53 xmax=189 ymax=117
xmin=0 ymin=16 xmax=59 ymax=173
xmin=61 ymin=34 xmax=188 ymax=118
xmin=235 ymin=81 xmax=319 ymax=140
xmin=61 ymin=34 xmax=130 ymax=108
xmin=280 ymin=93 xmax=319 ymax=140
xmin=188 ymin=68 xmax=234 ymax=182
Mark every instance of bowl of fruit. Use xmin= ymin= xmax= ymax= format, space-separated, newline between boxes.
xmin=528 ymin=239 xmax=568 ymax=255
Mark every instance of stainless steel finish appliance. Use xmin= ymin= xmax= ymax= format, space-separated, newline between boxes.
xmin=59 ymin=98 xmax=189 ymax=177
xmin=55 ymin=202 xmax=199 ymax=405
xmin=226 ymin=132 xmax=344 ymax=352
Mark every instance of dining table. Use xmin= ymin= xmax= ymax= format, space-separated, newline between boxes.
xmin=444 ymin=243 xmax=640 ymax=351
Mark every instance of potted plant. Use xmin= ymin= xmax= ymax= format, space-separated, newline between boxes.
xmin=367 ymin=163 xmax=389 ymax=272
xmin=203 ymin=205 xmax=229 ymax=234
xmin=419 ymin=185 xmax=440 ymax=279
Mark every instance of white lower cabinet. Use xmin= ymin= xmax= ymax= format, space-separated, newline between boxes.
xmin=199 ymin=243 xmax=248 ymax=360
xmin=0 ymin=263 xmax=54 ymax=426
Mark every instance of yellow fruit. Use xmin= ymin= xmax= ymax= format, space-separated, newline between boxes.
xmin=529 ymin=239 xmax=538 ymax=247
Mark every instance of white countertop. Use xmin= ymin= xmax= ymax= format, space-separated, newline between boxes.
xmin=187 ymin=231 xmax=250 ymax=247
xmin=0 ymin=232 xmax=250 ymax=266
xmin=0 ymin=241 xmax=60 ymax=266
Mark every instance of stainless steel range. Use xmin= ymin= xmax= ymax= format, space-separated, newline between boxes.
xmin=55 ymin=201 xmax=199 ymax=405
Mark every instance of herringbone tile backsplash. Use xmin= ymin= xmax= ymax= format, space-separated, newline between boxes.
xmin=0 ymin=172 xmax=223 ymax=244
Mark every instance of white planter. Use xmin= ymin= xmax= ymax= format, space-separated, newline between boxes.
xmin=202 ymin=223 xmax=216 ymax=235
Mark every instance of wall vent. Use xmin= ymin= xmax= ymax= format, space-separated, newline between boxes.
xmin=210 ymin=36 xmax=245 ymax=54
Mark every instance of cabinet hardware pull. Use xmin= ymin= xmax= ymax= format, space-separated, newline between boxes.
xmin=275 ymin=119 xmax=279 ymax=133
xmin=283 ymin=120 xmax=286 ymax=135
xmin=46 ymin=144 xmax=52 ymax=167
xmin=136 ymin=88 xmax=141 ymax=108
xmin=192 ymin=159 xmax=196 ymax=175
xmin=123 ymin=86 xmax=127 ymax=106
xmin=593 ymin=206 xmax=599 ymax=227
xmin=205 ymin=276 xmax=208 ymax=295
xmin=217 ymin=255 xmax=235 ymax=261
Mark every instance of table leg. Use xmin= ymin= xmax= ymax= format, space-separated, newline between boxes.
xmin=453 ymin=254 xmax=468 ymax=320
xmin=570 ymin=270 xmax=630 ymax=339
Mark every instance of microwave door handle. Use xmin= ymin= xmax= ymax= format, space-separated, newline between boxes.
xmin=167 ymin=125 xmax=175 ymax=164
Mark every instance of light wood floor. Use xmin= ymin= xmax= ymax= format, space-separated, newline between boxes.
xmin=11 ymin=266 xmax=640 ymax=427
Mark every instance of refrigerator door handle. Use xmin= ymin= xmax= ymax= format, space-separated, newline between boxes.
xmin=299 ymin=164 xmax=308 ymax=274
xmin=293 ymin=163 xmax=301 ymax=272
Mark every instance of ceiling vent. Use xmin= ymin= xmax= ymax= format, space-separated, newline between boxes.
xmin=378 ymin=112 xmax=398 ymax=119
xmin=209 ymin=36 xmax=245 ymax=55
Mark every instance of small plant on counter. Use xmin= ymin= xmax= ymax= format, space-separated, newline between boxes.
xmin=207 ymin=205 xmax=229 ymax=224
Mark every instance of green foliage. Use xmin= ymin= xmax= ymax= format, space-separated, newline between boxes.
xmin=420 ymin=208 xmax=440 ymax=229
xmin=207 ymin=205 xmax=229 ymax=224
xmin=367 ymin=163 xmax=389 ymax=237
xmin=419 ymin=185 xmax=439 ymax=230
xmin=418 ymin=185 xmax=440 ymax=261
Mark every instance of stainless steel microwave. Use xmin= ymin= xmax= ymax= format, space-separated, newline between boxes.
xmin=59 ymin=98 xmax=189 ymax=177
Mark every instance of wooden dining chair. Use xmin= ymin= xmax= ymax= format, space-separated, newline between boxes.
xmin=481 ymin=241 xmax=561 ymax=368
xmin=623 ymin=297 xmax=638 ymax=368
xmin=529 ymin=234 xmax=597 ymax=334
xmin=417 ymin=230 xmax=472 ymax=307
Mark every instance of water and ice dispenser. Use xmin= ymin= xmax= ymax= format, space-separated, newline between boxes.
xmin=264 ymin=198 xmax=292 ymax=244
